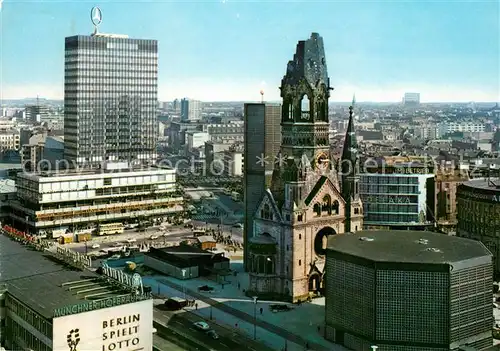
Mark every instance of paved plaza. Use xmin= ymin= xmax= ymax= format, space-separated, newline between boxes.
xmin=143 ymin=260 xmax=347 ymax=351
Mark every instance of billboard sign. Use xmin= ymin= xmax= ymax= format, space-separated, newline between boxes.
xmin=53 ymin=299 xmax=153 ymax=351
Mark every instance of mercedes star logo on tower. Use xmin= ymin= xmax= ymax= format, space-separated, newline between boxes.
xmin=91 ymin=6 xmax=102 ymax=27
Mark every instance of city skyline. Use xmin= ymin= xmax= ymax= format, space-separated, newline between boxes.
xmin=1 ymin=0 xmax=499 ymax=102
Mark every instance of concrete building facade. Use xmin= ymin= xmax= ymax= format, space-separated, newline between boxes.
xmin=0 ymin=234 xmax=153 ymax=351
xmin=9 ymin=166 xmax=183 ymax=237
xmin=325 ymin=230 xmax=493 ymax=351
xmin=360 ymin=157 xmax=436 ymax=230
xmin=181 ymin=98 xmax=202 ymax=122
xmin=457 ymin=179 xmax=500 ymax=276
xmin=243 ymin=103 xmax=282 ymax=270
xmin=64 ymin=34 xmax=158 ymax=166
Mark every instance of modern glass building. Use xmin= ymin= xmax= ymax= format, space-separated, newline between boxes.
xmin=360 ymin=158 xmax=436 ymax=230
xmin=64 ymin=34 xmax=158 ymax=167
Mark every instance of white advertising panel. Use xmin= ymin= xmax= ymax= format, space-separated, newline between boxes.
xmin=52 ymin=299 xmax=153 ymax=351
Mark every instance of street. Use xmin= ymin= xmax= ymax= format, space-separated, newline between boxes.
xmin=154 ymin=307 xmax=273 ymax=351
xmin=64 ymin=221 xmax=243 ymax=254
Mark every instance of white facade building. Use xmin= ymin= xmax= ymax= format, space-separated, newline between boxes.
xmin=438 ymin=122 xmax=485 ymax=136
xmin=403 ymin=92 xmax=420 ymax=105
xmin=203 ymin=121 xmax=244 ymax=143
xmin=180 ymin=98 xmax=202 ymax=122
xmin=222 ymin=150 xmax=243 ymax=177
xmin=414 ymin=124 xmax=440 ymax=139
xmin=186 ymin=131 xmax=210 ymax=150
xmin=10 ymin=166 xmax=183 ymax=235
xmin=0 ymin=233 xmax=154 ymax=351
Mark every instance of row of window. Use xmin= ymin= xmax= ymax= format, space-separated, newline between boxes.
xmin=5 ymin=295 xmax=52 ymax=338
xmin=360 ymin=184 xmax=419 ymax=194
xmin=364 ymin=204 xmax=419 ymax=213
xmin=365 ymin=214 xmax=419 ymax=223
xmin=360 ymin=176 xmax=420 ymax=185
xmin=66 ymin=49 xmax=157 ymax=56
xmin=6 ymin=319 xmax=51 ymax=351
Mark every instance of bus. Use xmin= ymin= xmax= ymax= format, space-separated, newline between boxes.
xmin=97 ymin=223 xmax=124 ymax=236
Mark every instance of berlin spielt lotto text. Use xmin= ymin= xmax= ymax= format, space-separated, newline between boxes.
xmin=23 ymin=153 xmax=478 ymax=178
xmin=102 ymin=314 xmax=141 ymax=351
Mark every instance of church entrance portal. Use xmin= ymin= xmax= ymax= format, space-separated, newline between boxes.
xmin=314 ymin=226 xmax=336 ymax=256
xmin=308 ymin=273 xmax=320 ymax=292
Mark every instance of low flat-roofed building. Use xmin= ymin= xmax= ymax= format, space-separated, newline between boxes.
xmin=197 ymin=235 xmax=216 ymax=250
xmin=144 ymin=245 xmax=230 ymax=280
xmin=8 ymin=165 xmax=184 ymax=237
xmin=325 ymin=230 xmax=493 ymax=351
xmin=0 ymin=234 xmax=153 ymax=351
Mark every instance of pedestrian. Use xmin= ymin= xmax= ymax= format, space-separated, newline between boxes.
xmin=305 ymin=342 xmax=309 ymax=349
xmin=237 ymin=282 xmax=240 ymax=290
xmin=260 ymin=307 xmax=263 ymax=315
xmin=317 ymin=326 xmax=320 ymax=333
xmin=195 ymin=303 xmax=198 ymax=310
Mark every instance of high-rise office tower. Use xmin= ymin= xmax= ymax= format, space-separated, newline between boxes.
xmin=64 ymin=25 xmax=158 ymax=166
xmin=180 ymin=98 xmax=202 ymax=122
xmin=243 ymin=103 xmax=281 ymax=270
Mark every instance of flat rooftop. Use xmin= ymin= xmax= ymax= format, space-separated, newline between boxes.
xmin=0 ymin=234 xmax=135 ymax=319
xmin=327 ymin=230 xmax=491 ymax=264
xmin=462 ymin=178 xmax=500 ymax=193
xmin=17 ymin=164 xmax=175 ymax=180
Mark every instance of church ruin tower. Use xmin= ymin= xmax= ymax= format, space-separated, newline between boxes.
xmin=247 ymin=33 xmax=362 ymax=303
xmin=270 ymin=32 xmax=337 ymax=208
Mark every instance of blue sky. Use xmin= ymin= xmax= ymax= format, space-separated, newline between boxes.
xmin=0 ymin=0 xmax=499 ymax=102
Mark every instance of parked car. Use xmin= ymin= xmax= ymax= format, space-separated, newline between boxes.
xmin=193 ymin=321 xmax=210 ymax=331
xmin=126 ymin=238 xmax=137 ymax=243
xmin=198 ymin=285 xmax=214 ymax=292
xmin=149 ymin=235 xmax=159 ymax=240
xmin=91 ymin=243 xmax=100 ymax=249
xmin=269 ymin=304 xmax=294 ymax=313
xmin=206 ymin=330 xmax=219 ymax=339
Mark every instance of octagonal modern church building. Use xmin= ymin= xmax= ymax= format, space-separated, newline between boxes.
xmin=246 ymin=33 xmax=363 ymax=302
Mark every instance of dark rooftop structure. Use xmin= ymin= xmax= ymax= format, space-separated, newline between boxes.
xmin=281 ymin=32 xmax=329 ymax=89
xmin=0 ymin=235 xmax=138 ymax=319
xmin=147 ymin=245 xmax=229 ymax=269
xmin=461 ymin=178 xmax=500 ymax=192
xmin=327 ymin=230 xmax=491 ymax=264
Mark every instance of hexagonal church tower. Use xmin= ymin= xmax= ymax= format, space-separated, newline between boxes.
xmin=246 ymin=33 xmax=363 ymax=302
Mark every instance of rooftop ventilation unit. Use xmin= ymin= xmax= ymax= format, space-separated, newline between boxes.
xmin=359 ymin=237 xmax=374 ymax=242
xmin=426 ymin=247 xmax=442 ymax=253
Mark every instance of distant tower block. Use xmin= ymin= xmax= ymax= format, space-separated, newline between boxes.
xmin=260 ymin=90 xmax=265 ymax=103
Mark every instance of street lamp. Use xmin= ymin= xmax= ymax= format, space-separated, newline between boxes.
xmin=181 ymin=269 xmax=187 ymax=299
xmin=252 ymin=296 xmax=258 ymax=340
